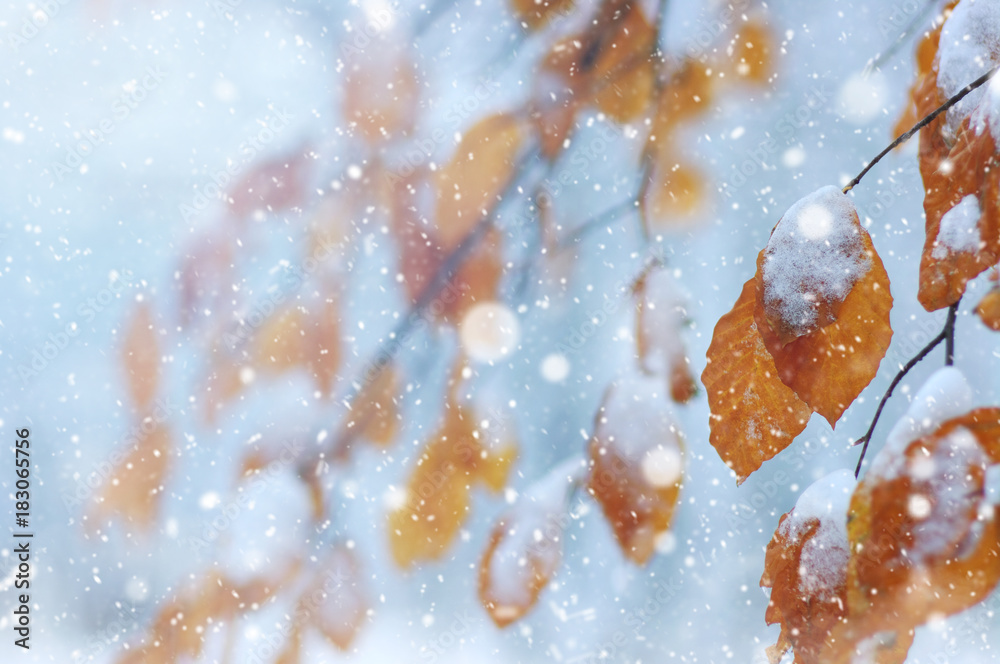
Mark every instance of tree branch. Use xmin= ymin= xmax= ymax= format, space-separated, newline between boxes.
xmin=853 ymin=302 xmax=960 ymax=477
xmin=843 ymin=65 xmax=999 ymax=194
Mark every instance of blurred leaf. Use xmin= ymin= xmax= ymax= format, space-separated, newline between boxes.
xmin=587 ymin=372 xmax=683 ymax=564
xmin=435 ymin=113 xmax=526 ymax=250
xmin=121 ymin=302 xmax=159 ymax=410
xmin=479 ymin=457 xmax=585 ymax=627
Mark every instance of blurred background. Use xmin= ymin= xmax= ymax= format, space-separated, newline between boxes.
xmin=2 ymin=0 xmax=999 ymax=661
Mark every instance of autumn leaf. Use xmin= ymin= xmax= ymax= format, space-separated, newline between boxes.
xmin=479 ymin=456 xmax=586 ymax=627
xmin=343 ymin=46 xmax=419 ymax=144
xmin=724 ymin=18 xmax=773 ymax=83
xmin=753 ymin=186 xmax=893 ymax=426
xmin=226 ymin=148 xmax=309 ymax=221
xmin=587 ymin=1 xmax=657 ymax=124
xmin=917 ymin=123 xmax=1000 ymax=310
xmin=760 ymin=470 xmax=856 ymax=664
xmin=825 ymin=369 xmax=1000 ymax=661
xmin=116 ymin=569 xmax=294 ymax=664
xmin=434 ymin=113 xmax=525 ymax=251
xmin=641 ymin=153 xmax=708 ymax=225
xmin=976 ymin=286 xmax=1000 ymax=330
xmin=309 ymin=545 xmax=368 ymax=650
xmin=121 ymin=302 xmax=160 ymax=410
xmin=530 ymin=0 xmax=655 ymax=157
xmin=93 ymin=423 xmax=172 ymax=530
xmin=252 ymin=306 xmax=308 ymax=374
xmin=634 ymin=265 xmax=696 ymax=402
xmin=907 ymin=1 xmax=1000 ymax=310
xmin=308 ymin=296 xmax=342 ymax=395
xmin=588 ymin=371 xmax=684 ymax=564
xmin=510 ymin=0 xmax=574 ymax=30
xmin=702 ymin=278 xmax=812 ymax=485
xmin=388 ymin=400 xmax=515 ymax=567
xmin=334 ymin=366 xmax=401 ymax=458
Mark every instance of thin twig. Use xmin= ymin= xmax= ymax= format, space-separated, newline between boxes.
xmin=558 ymin=196 xmax=639 ymax=249
xmin=945 ymin=300 xmax=958 ymax=365
xmin=843 ymin=65 xmax=999 ymax=194
xmin=853 ymin=304 xmax=960 ymax=477
xmin=862 ymin=0 xmax=941 ymax=77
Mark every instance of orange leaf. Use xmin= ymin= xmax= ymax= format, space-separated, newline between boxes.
xmin=434 ymin=114 xmax=525 ymax=250
xmin=94 ymin=423 xmax=172 ymax=530
xmin=760 ymin=470 xmax=856 ymax=664
xmin=310 ymin=545 xmax=368 ymax=650
xmin=753 ymin=186 xmax=893 ymax=426
xmin=308 ymin=297 xmax=342 ymax=395
xmin=479 ymin=457 xmax=585 ymax=627
xmin=121 ymin=302 xmax=159 ymax=410
xmin=388 ymin=400 xmax=514 ymax=567
xmin=724 ymin=19 xmax=773 ymax=84
xmin=343 ymin=48 xmax=418 ymax=144
xmin=702 ymin=278 xmax=812 ymax=484
xmin=976 ymin=286 xmax=1000 ymax=331
xmin=910 ymin=1 xmax=1000 ymax=310
xmin=588 ymin=372 xmax=684 ymax=564
xmin=252 ymin=306 xmax=307 ymax=374
xmin=510 ymin=0 xmax=574 ymax=29
xmin=440 ymin=227 xmax=503 ymax=324
xmin=918 ymin=123 xmax=1000 ymax=310
xmin=337 ymin=366 xmax=401 ymax=454
xmin=227 ymin=149 xmax=309 ymax=221
xmin=830 ymin=406 xmax=1000 ymax=660
xmin=641 ymin=154 xmax=708 ymax=228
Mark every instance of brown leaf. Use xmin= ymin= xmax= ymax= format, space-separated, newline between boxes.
xmin=829 ymin=406 xmax=1000 ymax=661
xmin=724 ymin=19 xmax=773 ymax=83
xmin=760 ymin=471 xmax=855 ymax=664
xmin=918 ymin=123 xmax=1000 ymax=310
xmin=388 ymin=400 xmax=515 ymax=567
xmin=121 ymin=302 xmax=159 ymax=410
xmin=434 ymin=114 xmax=525 ymax=251
xmin=641 ymin=154 xmax=708 ymax=225
xmin=94 ymin=423 xmax=172 ymax=530
xmin=310 ymin=545 xmax=368 ymax=651
xmin=908 ymin=1 xmax=1000 ymax=310
xmin=588 ymin=372 xmax=684 ymax=564
xmin=479 ymin=457 xmax=585 ymax=627
xmin=227 ymin=148 xmax=309 ymax=220
xmin=252 ymin=306 xmax=307 ymax=374
xmin=308 ymin=297 xmax=342 ymax=395
xmin=976 ymin=286 xmax=1000 ymax=331
xmin=702 ymin=278 xmax=812 ymax=484
xmin=753 ymin=186 xmax=893 ymax=427
xmin=343 ymin=48 xmax=419 ymax=144
xmin=510 ymin=0 xmax=574 ymax=29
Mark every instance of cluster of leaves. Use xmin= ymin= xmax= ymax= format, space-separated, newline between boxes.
xmin=84 ymin=0 xmax=780 ymax=660
xmin=703 ymin=2 xmax=1000 ymax=661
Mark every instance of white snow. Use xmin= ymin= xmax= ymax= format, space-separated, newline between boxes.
xmin=459 ymin=301 xmax=521 ymax=363
xmin=596 ymin=369 xmax=684 ymax=461
xmin=870 ymin=367 xmax=975 ymax=478
xmin=906 ymin=426 xmax=988 ymax=563
xmin=932 ymin=194 xmax=983 ymax=258
xmin=640 ymin=445 xmax=684 ymax=488
xmin=937 ymin=0 xmax=1000 ymax=137
xmin=781 ymin=469 xmax=856 ymax=596
xmin=637 ymin=267 xmax=689 ymax=377
xmin=540 ymin=352 xmax=570 ymax=382
xmin=761 ymin=185 xmax=871 ymax=336
xmin=482 ymin=456 xmax=587 ymax=610
xmin=837 ymin=71 xmax=889 ymax=125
